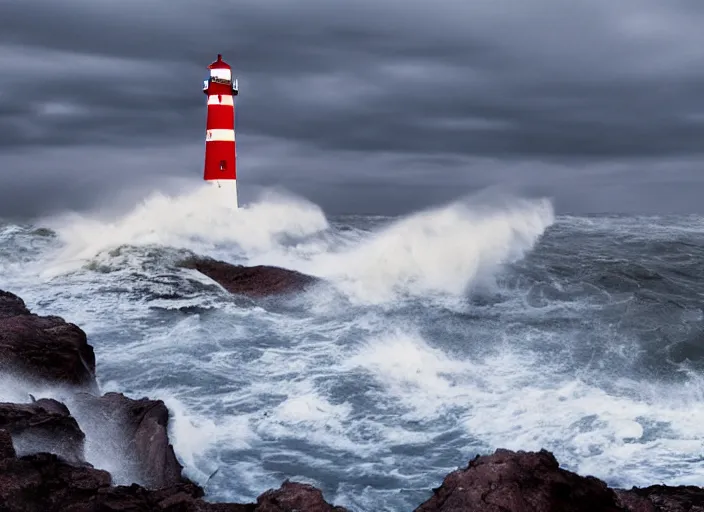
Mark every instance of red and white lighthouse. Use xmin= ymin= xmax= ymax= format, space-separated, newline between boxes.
xmin=203 ymin=54 xmax=239 ymax=207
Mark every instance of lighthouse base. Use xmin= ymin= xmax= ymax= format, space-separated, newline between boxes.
xmin=206 ymin=179 xmax=239 ymax=208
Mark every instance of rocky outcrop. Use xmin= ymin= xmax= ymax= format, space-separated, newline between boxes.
xmin=255 ymin=481 xmax=349 ymax=512
xmin=414 ymin=448 xmax=704 ymax=512
xmin=72 ymin=391 xmax=185 ymax=489
xmin=0 ymin=451 xmax=112 ymax=511
xmin=178 ymin=256 xmax=320 ymax=298
xmin=0 ymin=398 xmax=85 ymax=464
xmin=0 ymin=443 xmax=342 ymax=512
xmin=0 ymin=429 xmax=15 ymax=459
xmin=0 ymin=290 xmax=97 ymax=390
xmin=616 ymin=485 xmax=704 ymax=512
xmin=414 ymin=449 xmax=624 ymax=512
xmin=0 ymin=447 xmax=236 ymax=512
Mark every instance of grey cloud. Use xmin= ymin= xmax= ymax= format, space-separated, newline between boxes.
xmin=1 ymin=0 xmax=704 ymax=218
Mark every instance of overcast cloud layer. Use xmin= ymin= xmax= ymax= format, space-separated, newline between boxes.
xmin=1 ymin=0 xmax=704 ymax=218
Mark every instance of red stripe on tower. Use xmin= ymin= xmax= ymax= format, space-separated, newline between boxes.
xmin=203 ymin=54 xmax=239 ymax=206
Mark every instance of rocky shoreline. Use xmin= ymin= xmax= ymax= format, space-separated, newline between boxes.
xmin=1 ymin=286 xmax=702 ymax=511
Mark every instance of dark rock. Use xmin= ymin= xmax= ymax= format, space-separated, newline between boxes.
xmin=414 ymin=448 xmax=625 ymax=512
xmin=0 ymin=398 xmax=85 ymax=464
xmin=0 ymin=290 xmax=97 ymax=390
xmin=0 ymin=450 xmax=249 ymax=512
xmin=617 ymin=485 xmax=704 ymax=512
xmin=178 ymin=256 xmax=320 ymax=298
xmin=0 ymin=429 xmax=15 ymax=459
xmin=615 ymin=489 xmax=657 ymax=512
xmin=0 ymin=452 xmax=112 ymax=511
xmin=255 ymin=480 xmax=348 ymax=512
xmin=72 ymin=392 xmax=185 ymax=490
xmin=0 ymin=290 xmax=30 ymax=318
xmin=0 ymin=449 xmax=347 ymax=512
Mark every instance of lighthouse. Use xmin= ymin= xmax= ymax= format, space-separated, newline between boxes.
xmin=203 ymin=54 xmax=239 ymax=207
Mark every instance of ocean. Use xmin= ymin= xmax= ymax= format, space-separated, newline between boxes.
xmin=1 ymin=185 xmax=703 ymax=511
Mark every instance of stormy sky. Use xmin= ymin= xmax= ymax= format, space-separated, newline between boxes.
xmin=1 ymin=0 xmax=704 ymax=219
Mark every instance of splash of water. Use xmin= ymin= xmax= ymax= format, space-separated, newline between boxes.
xmin=24 ymin=184 xmax=554 ymax=307
xmin=36 ymin=185 xmax=330 ymax=277
xmin=304 ymin=195 xmax=555 ymax=304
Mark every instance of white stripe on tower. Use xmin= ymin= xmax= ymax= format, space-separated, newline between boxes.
xmin=207 ymin=94 xmax=234 ymax=105
xmin=210 ymin=179 xmax=239 ymax=208
xmin=205 ymin=129 xmax=235 ymax=141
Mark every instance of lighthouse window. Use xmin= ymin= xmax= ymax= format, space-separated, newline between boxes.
xmin=220 ymin=160 xmax=227 ymax=171
xmin=211 ymin=68 xmax=231 ymax=81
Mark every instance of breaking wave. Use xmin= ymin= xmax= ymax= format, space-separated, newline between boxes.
xmin=37 ymin=185 xmax=330 ymax=277
xmin=29 ymin=186 xmax=554 ymax=306
xmin=305 ymin=196 xmax=554 ymax=304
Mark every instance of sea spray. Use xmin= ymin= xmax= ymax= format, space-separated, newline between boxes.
xmin=305 ymin=195 xmax=555 ymax=304
xmin=36 ymin=185 xmax=330 ymax=277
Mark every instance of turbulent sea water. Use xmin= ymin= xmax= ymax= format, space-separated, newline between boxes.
xmin=2 ymin=185 xmax=704 ymax=511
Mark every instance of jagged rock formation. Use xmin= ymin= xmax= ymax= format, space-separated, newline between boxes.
xmin=0 ymin=290 xmax=97 ymax=390
xmin=178 ymin=256 xmax=320 ymax=298
xmin=0 ymin=398 xmax=85 ymax=464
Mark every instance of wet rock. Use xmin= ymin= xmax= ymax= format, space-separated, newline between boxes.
xmin=0 ymin=452 xmax=112 ymax=511
xmin=0 ymin=290 xmax=29 ymax=318
xmin=0 ymin=429 xmax=15 ymax=459
xmin=0 ymin=398 xmax=85 ymax=464
xmin=616 ymin=485 xmax=704 ymax=512
xmin=0 ymin=290 xmax=97 ymax=390
xmin=615 ymin=489 xmax=657 ymax=512
xmin=72 ymin=391 xmax=186 ymax=489
xmin=0 ymin=447 xmax=342 ymax=512
xmin=178 ymin=256 xmax=320 ymax=298
xmin=0 ymin=450 xmax=237 ymax=512
xmin=255 ymin=480 xmax=349 ymax=512
xmin=414 ymin=448 xmax=625 ymax=512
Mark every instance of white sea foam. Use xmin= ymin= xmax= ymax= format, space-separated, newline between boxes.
xmin=344 ymin=327 xmax=704 ymax=487
xmin=37 ymin=185 xmax=330 ymax=277
xmin=16 ymin=184 xmax=555 ymax=312
xmin=301 ymin=195 xmax=555 ymax=304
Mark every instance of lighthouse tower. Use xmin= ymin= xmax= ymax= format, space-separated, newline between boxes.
xmin=203 ymin=54 xmax=239 ymax=207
